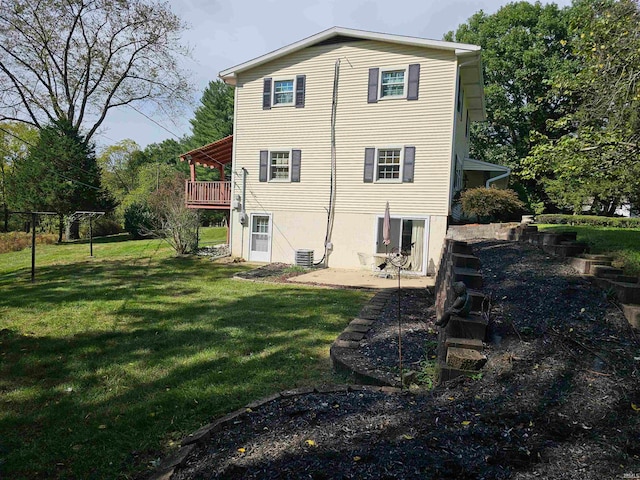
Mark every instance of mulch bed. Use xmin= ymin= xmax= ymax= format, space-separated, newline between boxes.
xmin=169 ymin=241 xmax=640 ymax=480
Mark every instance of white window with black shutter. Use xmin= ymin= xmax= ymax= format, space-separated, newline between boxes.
xmin=367 ymin=64 xmax=420 ymax=102
xmin=363 ymin=146 xmax=416 ymax=183
xmin=259 ymin=149 xmax=302 ymax=182
xmin=262 ymin=75 xmax=306 ymax=109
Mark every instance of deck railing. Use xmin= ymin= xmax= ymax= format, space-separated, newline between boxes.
xmin=185 ymin=181 xmax=231 ymax=207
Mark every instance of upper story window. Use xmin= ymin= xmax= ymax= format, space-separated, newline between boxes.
xmin=368 ymin=64 xmax=420 ymax=103
xmin=377 ymin=148 xmax=402 ymax=180
xmin=273 ymin=80 xmax=294 ymax=106
xmin=263 ymin=76 xmax=306 ymax=109
xmin=380 ymin=70 xmax=406 ymax=98
xmin=270 ymin=151 xmax=290 ymax=180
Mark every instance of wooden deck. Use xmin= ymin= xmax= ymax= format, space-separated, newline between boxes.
xmin=185 ymin=181 xmax=231 ymax=209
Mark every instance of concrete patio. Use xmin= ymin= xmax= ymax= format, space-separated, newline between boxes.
xmin=291 ymin=268 xmax=435 ymax=289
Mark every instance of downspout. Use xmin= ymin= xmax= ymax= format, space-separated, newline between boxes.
xmin=240 ymin=167 xmax=247 ymax=258
xmin=485 ymin=168 xmax=511 ymax=188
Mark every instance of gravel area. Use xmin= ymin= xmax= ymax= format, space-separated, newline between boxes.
xmin=166 ymin=240 xmax=640 ymax=480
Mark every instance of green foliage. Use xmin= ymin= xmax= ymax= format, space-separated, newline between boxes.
xmin=123 ymin=202 xmax=156 ymax=239
xmin=460 ymin=187 xmax=525 ymax=222
xmin=524 ymin=0 xmax=640 ymax=214
xmin=536 ymin=214 xmax=640 ymax=229
xmin=78 ymin=215 xmax=123 ymax=239
xmin=9 ymin=120 xmax=114 ymax=219
xmin=189 ymin=80 xmax=234 ymax=148
xmin=0 ymin=123 xmax=39 ymax=231
xmin=446 ymin=3 xmax=575 ymax=186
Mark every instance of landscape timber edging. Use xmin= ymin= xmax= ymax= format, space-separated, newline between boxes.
xmin=146 ymin=384 xmax=404 ymax=480
xmin=329 ymin=289 xmax=399 ymax=387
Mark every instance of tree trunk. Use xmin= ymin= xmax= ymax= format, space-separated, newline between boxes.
xmin=58 ymin=214 xmax=64 ymax=243
xmin=65 ymin=218 xmax=80 ymax=240
xmin=2 ymin=203 xmax=7 ymax=232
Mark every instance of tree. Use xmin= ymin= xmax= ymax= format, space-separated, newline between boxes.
xmin=445 ymin=2 xmax=576 ymax=211
xmin=523 ymin=0 xmax=640 ymax=214
xmin=98 ymin=139 xmax=143 ymax=204
xmin=10 ymin=120 xmax=113 ymax=241
xmin=0 ymin=123 xmax=38 ymax=231
xmin=0 ymin=0 xmax=192 ymax=140
xmin=146 ymin=173 xmax=199 ymax=254
xmin=189 ymin=80 xmax=234 ymax=148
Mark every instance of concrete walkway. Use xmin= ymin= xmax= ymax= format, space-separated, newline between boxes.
xmin=292 ymin=268 xmax=435 ymax=289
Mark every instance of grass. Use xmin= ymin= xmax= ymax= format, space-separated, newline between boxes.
xmin=538 ymin=224 xmax=640 ymax=275
xmin=0 ymin=227 xmax=369 ymax=479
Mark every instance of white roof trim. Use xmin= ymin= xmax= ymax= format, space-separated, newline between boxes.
xmin=463 ymin=158 xmax=511 ymax=173
xmin=219 ymin=26 xmax=481 ymax=82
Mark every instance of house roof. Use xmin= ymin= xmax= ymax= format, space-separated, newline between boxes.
xmin=179 ymin=135 xmax=233 ymax=169
xmin=463 ymin=158 xmax=511 ymax=173
xmin=219 ymin=27 xmax=481 ymax=83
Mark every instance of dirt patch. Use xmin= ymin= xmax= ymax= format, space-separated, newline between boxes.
xmin=234 ymin=263 xmax=310 ymax=283
xmin=168 ymin=241 xmax=640 ymax=480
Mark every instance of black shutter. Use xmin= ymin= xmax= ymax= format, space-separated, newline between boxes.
xmin=407 ymin=64 xmax=420 ymax=100
xmin=262 ymin=78 xmax=272 ymax=110
xmin=291 ymin=149 xmax=301 ymax=182
xmin=403 ymin=146 xmax=415 ymax=183
xmin=367 ymin=68 xmax=379 ymax=103
xmin=364 ymin=148 xmax=375 ymax=182
xmin=295 ymin=75 xmax=305 ymax=108
xmin=259 ymin=150 xmax=268 ymax=182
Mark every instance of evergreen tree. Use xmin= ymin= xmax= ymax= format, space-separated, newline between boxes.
xmin=189 ymin=80 xmax=234 ymax=148
xmin=10 ymin=120 xmax=113 ymax=241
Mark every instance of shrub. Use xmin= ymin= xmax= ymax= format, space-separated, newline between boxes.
xmin=0 ymin=232 xmax=57 ymax=254
xmin=536 ymin=214 xmax=640 ymax=228
xmin=123 ymin=202 xmax=156 ymax=239
xmin=460 ymin=187 xmax=525 ymax=223
xmin=79 ymin=215 xmax=123 ymax=238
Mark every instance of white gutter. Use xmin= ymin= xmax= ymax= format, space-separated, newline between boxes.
xmin=485 ymin=168 xmax=511 ymax=188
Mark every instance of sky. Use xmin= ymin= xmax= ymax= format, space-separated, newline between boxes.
xmin=95 ymin=0 xmax=574 ymax=150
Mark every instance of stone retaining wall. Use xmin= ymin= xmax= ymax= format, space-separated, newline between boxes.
xmin=434 ymin=239 xmax=488 ymax=383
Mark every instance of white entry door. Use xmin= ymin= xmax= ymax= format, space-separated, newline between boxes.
xmin=249 ymin=214 xmax=271 ymax=262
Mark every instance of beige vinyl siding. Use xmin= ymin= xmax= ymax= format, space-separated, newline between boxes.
xmin=451 ymin=73 xmax=473 ymax=202
xmin=234 ymin=40 xmax=457 ymax=218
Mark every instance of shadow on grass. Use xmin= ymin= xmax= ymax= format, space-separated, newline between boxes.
xmin=0 ymin=258 xmax=368 ymax=479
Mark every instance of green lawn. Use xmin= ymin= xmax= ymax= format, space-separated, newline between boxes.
xmin=0 ymin=228 xmax=369 ymax=479
xmin=539 ymin=224 xmax=640 ymax=275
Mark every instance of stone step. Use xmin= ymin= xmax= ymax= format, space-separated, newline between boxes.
xmin=622 ymin=304 xmax=640 ymax=330
xmin=603 ymin=274 xmax=637 ymax=284
xmin=451 ymin=241 xmax=473 ymax=255
xmin=436 ymin=361 xmax=479 ymax=383
xmin=608 ymin=281 xmax=640 ymax=304
xmin=468 ymin=289 xmax=487 ymax=312
xmin=583 ymin=253 xmax=614 ymax=262
xmin=523 ymin=225 xmax=538 ymax=233
xmin=453 ymin=267 xmax=483 ymax=289
xmin=445 ymin=337 xmax=484 ymax=351
xmin=446 ymin=313 xmax=488 ymax=341
xmin=592 ymin=265 xmax=623 ymax=278
xmin=569 ymin=257 xmax=612 ymax=275
xmin=541 ymin=232 xmax=564 ymax=245
xmin=446 ymin=346 xmax=487 ymax=370
xmin=542 ymin=243 xmax=588 ymax=258
xmin=451 ymin=253 xmax=481 ymax=269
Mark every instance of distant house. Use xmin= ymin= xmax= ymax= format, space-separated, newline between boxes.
xmin=183 ymin=27 xmax=502 ymax=275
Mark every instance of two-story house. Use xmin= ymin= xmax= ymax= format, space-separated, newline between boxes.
xmin=184 ymin=27 xmax=496 ymax=275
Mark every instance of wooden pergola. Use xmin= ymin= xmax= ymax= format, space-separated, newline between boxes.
xmin=180 ymin=135 xmax=233 ymax=209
